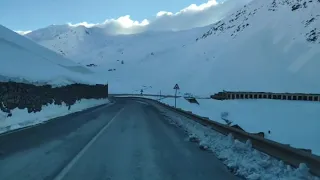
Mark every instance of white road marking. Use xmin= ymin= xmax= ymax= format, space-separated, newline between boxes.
xmin=53 ymin=107 xmax=125 ymax=180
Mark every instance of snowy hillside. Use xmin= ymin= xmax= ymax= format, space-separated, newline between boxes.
xmin=25 ymin=0 xmax=320 ymax=95
xmin=0 ymin=24 xmax=110 ymax=134
xmin=0 ymin=25 xmax=105 ymax=86
xmin=26 ymin=25 xmax=208 ymax=65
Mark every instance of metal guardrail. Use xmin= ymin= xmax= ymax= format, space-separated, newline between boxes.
xmin=109 ymin=93 xmax=180 ymax=98
xmin=118 ymin=96 xmax=320 ymax=177
xmin=109 ymin=93 xmax=211 ymax=100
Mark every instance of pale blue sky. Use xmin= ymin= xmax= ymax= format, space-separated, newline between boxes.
xmin=0 ymin=0 xmax=227 ymax=31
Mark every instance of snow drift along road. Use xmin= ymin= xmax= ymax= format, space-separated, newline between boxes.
xmin=0 ymin=24 xmax=110 ymax=134
xmin=0 ymin=25 xmax=106 ymax=86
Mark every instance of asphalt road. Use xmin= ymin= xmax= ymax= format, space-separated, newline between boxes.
xmin=0 ymin=99 xmax=239 ymax=180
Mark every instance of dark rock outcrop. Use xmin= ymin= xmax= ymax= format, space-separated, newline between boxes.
xmin=306 ymin=28 xmax=320 ymax=43
xmin=0 ymin=82 xmax=108 ymax=114
xmin=292 ymin=3 xmax=302 ymax=11
xmin=86 ymin=64 xmax=97 ymax=67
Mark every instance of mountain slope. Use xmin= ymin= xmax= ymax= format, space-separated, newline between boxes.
xmin=190 ymin=0 xmax=320 ymax=94
xmin=25 ymin=0 xmax=320 ymax=95
xmin=26 ymin=25 xmax=208 ymax=65
xmin=0 ymin=25 xmax=105 ymax=86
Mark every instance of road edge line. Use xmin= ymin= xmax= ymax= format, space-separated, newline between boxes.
xmin=53 ymin=107 xmax=125 ymax=180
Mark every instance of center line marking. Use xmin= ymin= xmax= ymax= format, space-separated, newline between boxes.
xmin=53 ymin=107 xmax=125 ymax=180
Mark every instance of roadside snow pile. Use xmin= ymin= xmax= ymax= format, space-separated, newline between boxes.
xmin=161 ymin=97 xmax=320 ymax=156
xmin=0 ymin=25 xmax=111 ymax=134
xmin=159 ymin=107 xmax=319 ymax=180
xmin=0 ymin=24 xmax=105 ymax=86
xmin=0 ymin=99 xmax=109 ymax=134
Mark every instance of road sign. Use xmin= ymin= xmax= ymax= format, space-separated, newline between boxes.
xmin=174 ymin=84 xmax=180 ymax=90
xmin=173 ymin=84 xmax=180 ymax=108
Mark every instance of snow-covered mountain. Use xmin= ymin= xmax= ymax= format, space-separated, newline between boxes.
xmin=0 ymin=25 xmax=105 ymax=86
xmin=26 ymin=25 xmax=208 ymax=65
xmin=25 ymin=0 xmax=320 ymax=95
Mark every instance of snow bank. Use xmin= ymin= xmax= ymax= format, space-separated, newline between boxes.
xmin=0 ymin=99 xmax=110 ymax=134
xmin=159 ymin=107 xmax=319 ymax=180
xmin=160 ymin=98 xmax=320 ymax=156
xmin=0 ymin=25 xmax=106 ymax=86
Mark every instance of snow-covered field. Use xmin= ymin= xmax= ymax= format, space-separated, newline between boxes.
xmin=160 ymin=97 xmax=320 ymax=156
xmin=158 ymin=105 xmax=319 ymax=180
xmin=0 ymin=99 xmax=110 ymax=134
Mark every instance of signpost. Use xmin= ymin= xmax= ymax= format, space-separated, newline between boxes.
xmin=173 ymin=84 xmax=180 ymax=108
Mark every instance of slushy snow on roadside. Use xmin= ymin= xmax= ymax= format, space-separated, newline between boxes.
xmin=158 ymin=105 xmax=319 ymax=180
xmin=0 ymin=99 xmax=110 ymax=134
xmin=160 ymin=97 xmax=320 ymax=156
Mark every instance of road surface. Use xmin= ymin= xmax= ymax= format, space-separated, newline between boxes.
xmin=0 ymin=98 xmax=239 ymax=180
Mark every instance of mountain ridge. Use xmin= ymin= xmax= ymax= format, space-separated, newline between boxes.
xmin=24 ymin=0 xmax=320 ymax=95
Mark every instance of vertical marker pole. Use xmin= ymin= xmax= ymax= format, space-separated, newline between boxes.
xmin=175 ymin=89 xmax=177 ymax=108
xmin=173 ymin=84 xmax=179 ymax=108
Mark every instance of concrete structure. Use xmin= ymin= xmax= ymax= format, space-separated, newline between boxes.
xmin=211 ymin=91 xmax=320 ymax=102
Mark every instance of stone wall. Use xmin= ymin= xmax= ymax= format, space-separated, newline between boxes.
xmin=0 ymin=82 xmax=108 ymax=114
xmin=211 ymin=91 xmax=320 ymax=102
